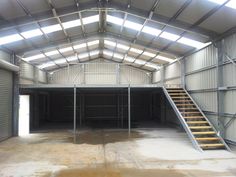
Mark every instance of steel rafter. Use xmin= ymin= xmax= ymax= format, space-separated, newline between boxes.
xmin=145 ymin=0 xmax=231 ymax=65
xmin=0 ymin=2 xmax=216 ymax=38
xmin=136 ymin=0 xmax=192 ymax=69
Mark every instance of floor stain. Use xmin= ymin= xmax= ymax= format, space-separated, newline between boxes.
xmin=49 ymin=167 xmax=185 ymax=177
xmin=1 ymin=129 xmax=236 ymax=177
xmin=75 ymin=130 xmax=144 ymax=145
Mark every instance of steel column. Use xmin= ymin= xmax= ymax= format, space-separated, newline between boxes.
xmin=216 ymin=40 xmax=225 ymax=138
xmin=180 ymin=59 xmax=186 ymax=89
xmin=73 ymin=85 xmax=77 ymax=143
xmin=117 ymin=93 xmax=120 ymax=127
xmin=128 ymin=85 xmax=131 ymax=135
xmin=160 ymin=66 xmax=165 ymax=86
xmin=79 ymin=94 xmax=82 ymax=127
xmin=12 ymin=54 xmax=20 ymax=136
xmin=116 ymin=64 xmax=120 ymax=85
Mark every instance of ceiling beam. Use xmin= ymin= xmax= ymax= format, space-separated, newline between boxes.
xmin=146 ymin=0 xmax=231 ymax=64
xmin=129 ymin=0 xmax=162 ymax=66
xmin=46 ymin=56 xmax=152 ymax=73
xmin=14 ymin=0 xmax=68 ymax=69
xmin=17 ymin=31 xmax=181 ymax=57
xmin=0 ymin=1 xmax=217 ymax=38
xmin=138 ymin=0 xmax=192 ymax=68
xmin=107 ymin=1 xmax=217 ymax=38
xmin=46 ymin=0 xmax=72 ymax=64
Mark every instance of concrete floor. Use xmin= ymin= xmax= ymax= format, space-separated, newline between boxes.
xmin=0 ymin=128 xmax=236 ymax=177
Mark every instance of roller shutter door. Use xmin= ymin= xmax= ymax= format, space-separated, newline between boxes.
xmin=0 ymin=69 xmax=13 ymax=141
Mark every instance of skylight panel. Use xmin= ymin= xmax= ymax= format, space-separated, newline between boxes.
xmin=142 ymin=26 xmax=161 ymax=36
xmin=73 ymin=43 xmax=86 ymax=49
xmin=82 ymin=15 xmax=99 ymax=25
xmin=178 ymin=37 xmax=205 ymax=49
xmin=23 ymin=54 xmax=45 ymax=61
xmin=208 ymin=0 xmax=236 ymax=9
xmin=21 ymin=29 xmax=43 ymax=39
xmin=106 ymin=15 xmax=124 ymax=26
xmin=90 ymin=50 xmax=99 ymax=56
xmin=145 ymin=62 xmax=159 ymax=70
xmin=67 ymin=55 xmax=78 ymax=61
xmin=38 ymin=62 xmax=55 ymax=69
xmin=41 ymin=24 xmax=62 ymax=34
xmin=0 ymin=34 xmax=23 ymax=45
xmin=104 ymin=40 xmax=116 ymax=47
xmin=55 ymin=58 xmax=67 ymax=64
xmin=134 ymin=59 xmax=146 ymax=65
xmin=59 ymin=47 xmax=73 ymax=53
xmin=124 ymin=56 xmax=135 ymax=62
xmin=226 ymin=0 xmax=236 ymax=9
xmin=155 ymin=55 xmax=174 ymax=63
xmin=117 ymin=43 xmax=129 ymax=50
xmin=62 ymin=19 xmax=81 ymax=29
xmin=78 ymin=53 xmax=89 ymax=59
xmin=103 ymin=50 xmax=113 ymax=57
xmin=45 ymin=50 xmax=59 ymax=56
xmin=87 ymin=40 xmax=99 ymax=46
xmin=160 ymin=32 xmax=180 ymax=41
xmin=124 ymin=20 xmax=143 ymax=31
xmin=113 ymin=53 xmax=123 ymax=60
xmin=143 ymin=51 xmax=156 ymax=58
xmin=130 ymin=48 xmax=143 ymax=54
xmin=207 ymin=0 xmax=228 ymax=5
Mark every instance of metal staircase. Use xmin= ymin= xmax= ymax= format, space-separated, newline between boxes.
xmin=163 ymin=87 xmax=230 ymax=151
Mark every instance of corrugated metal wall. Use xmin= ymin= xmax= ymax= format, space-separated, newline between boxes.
xmin=85 ymin=63 xmax=117 ymax=84
xmin=38 ymin=69 xmax=47 ymax=83
xmin=221 ymin=34 xmax=236 ymax=141
xmin=120 ymin=65 xmax=150 ymax=84
xmin=184 ymin=36 xmax=236 ymax=142
xmin=0 ymin=69 xmax=13 ymax=141
xmin=186 ymin=68 xmax=217 ymax=90
xmin=152 ymin=70 xmax=161 ymax=84
xmin=0 ymin=50 xmax=13 ymax=141
xmin=190 ymin=92 xmax=217 ymax=113
xmin=0 ymin=50 xmax=11 ymax=62
xmin=185 ymin=45 xmax=220 ymax=138
xmin=165 ymin=61 xmax=181 ymax=82
xmin=20 ymin=61 xmax=47 ymax=84
xmin=49 ymin=63 xmax=151 ymax=85
xmin=152 ymin=61 xmax=181 ymax=87
xmin=185 ymin=45 xmax=218 ymax=73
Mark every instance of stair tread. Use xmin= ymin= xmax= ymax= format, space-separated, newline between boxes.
xmin=184 ymin=116 xmax=204 ymax=118
xmin=169 ymin=92 xmax=187 ymax=94
xmin=187 ymin=121 xmax=208 ymax=124
xmin=172 ymin=97 xmax=190 ymax=99
xmin=189 ymin=126 xmax=211 ymax=129
xmin=178 ymin=108 xmax=198 ymax=110
xmin=181 ymin=112 xmax=200 ymax=114
xmin=192 ymin=131 xmax=216 ymax=135
xmin=196 ymin=137 xmax=220 ymax=141
xmin=166 ymin=88 xmax=183 ymax=90
xmin=174 ymin=100 xmax=193 ymax=102
xmin=184 ymin=117 xmax=204 ymax=119
xmin=176 ymin=103 xmax=195 ymax=106
xmin=185 ymin=118 xmax=205 ymax=119
xmin=200 ymin=143 xmax=224 ymax=147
